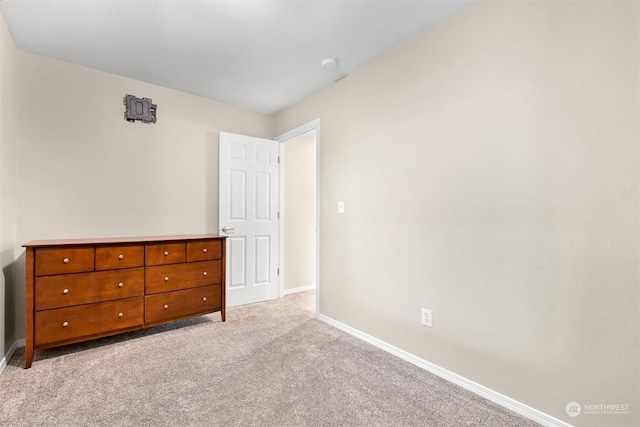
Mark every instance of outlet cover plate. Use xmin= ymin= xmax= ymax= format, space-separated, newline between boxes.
xmin=421 ymin=308 xmax=433 ymax=327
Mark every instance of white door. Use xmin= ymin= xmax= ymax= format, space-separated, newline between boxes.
xmin=219 ymin=132 xmax=280 ymax=307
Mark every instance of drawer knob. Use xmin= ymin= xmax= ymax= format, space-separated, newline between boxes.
xmin=62 ymin=321 xmax=69 ymax=327
xmin=164 ymin=251 xmax=169 ymax=256
xmin=63 ymin=257 xmax=69 ymax=264
xmin=63 ymin=288 xmax=69 ymax=294
xmin=164 ymin=276 xmax=169 ymax=282
xmin=163 ymin=304 xmax=169 ymax=309
xmin=118 ymin=282 xmax=124 ymax=288
xmin=203 ymin=248 xmax=208 ymax=253
xmin=118 ymin=312 xmax=124 ymax=318
xmin=202 ymin=296 xmax=207 ymax=301
xmin=203 ymin=271 xmax=208 ymax=276
xmin=118 ymin=254 xmax=124 ymax=260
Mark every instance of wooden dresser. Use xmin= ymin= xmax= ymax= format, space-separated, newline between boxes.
xmin=23 ymin=234 xmax=227 ymax=368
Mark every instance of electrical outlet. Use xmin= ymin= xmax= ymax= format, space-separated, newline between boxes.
xmin=421 ymin=308 xmax=433 ymax=327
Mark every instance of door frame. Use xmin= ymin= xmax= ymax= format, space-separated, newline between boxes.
xmin=274 ymin=119 xmax=321 ymax=317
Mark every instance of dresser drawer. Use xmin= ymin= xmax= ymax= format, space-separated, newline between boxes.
xmin=96 ymin=244 xmax=144 ymax=270
xmin=145 ymin=260 xmax=221 ymax=294
xmin=145 ymin=285 xmax=221 ymax=326
xmin=35 ymin=247 xmax=95 ymax=276
xmin=35 ymin=268 xmax=144 ymax=310
xmin=34 ymin=297 xmax=144 ymax=347
xmin=145 ymin=242 xmax=186 ymax=266
xmin=187 ymin=239 xmax=222 ymax=262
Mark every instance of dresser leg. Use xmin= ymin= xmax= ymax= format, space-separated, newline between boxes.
xmin=25 ymin=341 xmax=33 ymax=369
xmin=221 ymin=308 xmax=226 ymax=322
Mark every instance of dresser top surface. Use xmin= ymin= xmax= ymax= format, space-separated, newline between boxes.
xmin=23 ymin=234 xmax=227 ymax=248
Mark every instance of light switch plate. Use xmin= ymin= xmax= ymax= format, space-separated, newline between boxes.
xmin=338 ymin=201 xmax=345 ymax=214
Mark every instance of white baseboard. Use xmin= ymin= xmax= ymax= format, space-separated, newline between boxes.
xmin=0 ymin=339 xmax=25 ymax=374
xmin=317 ymin=314 xmax=572 ymax=427
xmin=284 ymin=284 xmax=316 ymax=295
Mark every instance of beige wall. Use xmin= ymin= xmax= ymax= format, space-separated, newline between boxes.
xmin=284 ymin=130 xmax=316 ymax=290
xmin=12 ymin=52 xmax=273 ymax=344
xmin=274 ymin=1 xmax=639 ymax=426
xmin=0 ymin=11 xmax=18 ymax=359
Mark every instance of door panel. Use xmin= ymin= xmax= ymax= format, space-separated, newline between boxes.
xmin=229 ymin=170 xmax=247 ymax=221
xmin=228 ymin=236 xmax=246 ymax=288
xmin=255 ymin=172 xmax=271 ymax=221
xmin=254 ymin=235 xmax=270 ymax=285
xmin=219 ymin=132 xmax=279 ymax=306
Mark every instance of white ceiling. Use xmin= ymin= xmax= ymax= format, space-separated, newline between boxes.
xmin=0 ymin=0 xmax=472 ymax=115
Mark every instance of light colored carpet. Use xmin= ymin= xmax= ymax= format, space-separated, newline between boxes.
xmin=1 ymin=291 xmax=539 ymax=426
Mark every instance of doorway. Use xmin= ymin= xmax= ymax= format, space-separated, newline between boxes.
xmin=276 ymin=120 xmax=320 ymax=315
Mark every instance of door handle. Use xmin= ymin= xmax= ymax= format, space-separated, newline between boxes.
xmin=221 ymin=226 xmax=235 ymax=234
